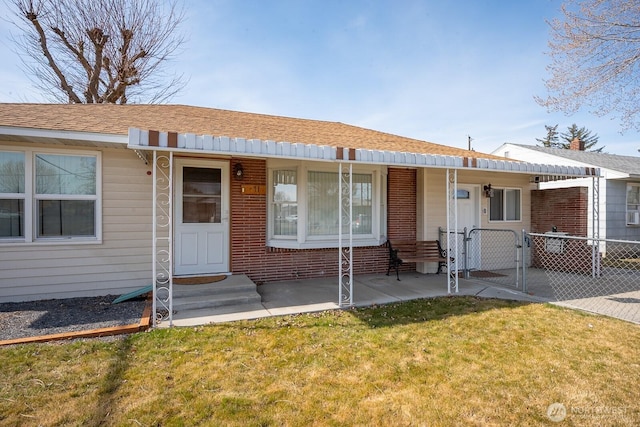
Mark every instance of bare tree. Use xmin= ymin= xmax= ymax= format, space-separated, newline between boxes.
xmin=536 ymin=0 xmax=640 ymax=131
xmin=8 ymin=0 xmax=187 ymax=104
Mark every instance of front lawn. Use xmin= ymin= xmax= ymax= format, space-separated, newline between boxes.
xmin=1 ymin=296 xmax=638 ymax=426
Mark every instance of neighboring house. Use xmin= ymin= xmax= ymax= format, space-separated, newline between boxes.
xmin=0 ymin=104 xmax=595 ymax=303
xmin=492 ymin=142 xmax=640 ymax=241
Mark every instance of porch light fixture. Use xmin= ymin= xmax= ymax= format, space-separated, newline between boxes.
xmin=233 ymin=163 xmax=244 ymax=180
xmin=483 ymin=184 xmax=494 ymax=198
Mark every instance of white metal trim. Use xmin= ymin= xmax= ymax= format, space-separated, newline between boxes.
xmin=128 ymin=128 xmax=600 ymax=179
xmin=1 ymin=125 xmax=128 ymax=145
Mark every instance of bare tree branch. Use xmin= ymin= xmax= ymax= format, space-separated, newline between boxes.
xmin=536 ymin=0 xmax=640 ymax=131
xmin=8 ymin=0 xmax=187 ymax=104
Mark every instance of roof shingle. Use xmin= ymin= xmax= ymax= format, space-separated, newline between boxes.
xmin=0 ymin=103 xmax=502 ymax=159
xmin=510 ymin=144 xmax=640 ymax=176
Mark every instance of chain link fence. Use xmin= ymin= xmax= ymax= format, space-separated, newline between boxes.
xmin=526 ymin=233 xmax=640 ymax=324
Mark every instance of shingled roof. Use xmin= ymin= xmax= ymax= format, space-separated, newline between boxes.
xmin=0 ymin=103 xmax=503 ymax=160
xmin=508 ymin=144 xmax=640 ymax=177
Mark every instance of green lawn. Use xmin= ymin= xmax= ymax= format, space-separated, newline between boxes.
xmin=1 ymin=296 xmax=639 ymax=426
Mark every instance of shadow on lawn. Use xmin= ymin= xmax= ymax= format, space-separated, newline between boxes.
xmin=87 ymin=336 xmax=134 ymax=427
xmin=348 ymin=296 xmax=534 ymax=328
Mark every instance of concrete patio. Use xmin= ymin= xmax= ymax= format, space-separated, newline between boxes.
xmin=165 ymin=272 xmax=550 ymax=327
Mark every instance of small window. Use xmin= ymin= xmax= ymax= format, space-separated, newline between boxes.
xmin=627 ymin=184 xmax=640 ymax=226
xmin=456 ymin=189 xmax=470 ymax=199
xmin=489 ymin=188 xmax=521 ymax=222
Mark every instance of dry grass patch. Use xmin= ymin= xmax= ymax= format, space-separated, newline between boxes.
xmin=1 ymin=296 xmax=639 ymax=426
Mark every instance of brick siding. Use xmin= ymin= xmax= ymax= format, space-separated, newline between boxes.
xmin=229 ymin=162 xmax=417 ymax=283
xmin=531 ymin=187 xmax=594 ymax=272
xmin=531 ymin=187 xmax=588 ymax=236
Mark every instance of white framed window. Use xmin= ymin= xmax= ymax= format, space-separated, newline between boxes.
xmin=626 ymin=183 xmax=640 ymax=226
xmin=272 ymin=169 xmax=298 ymax=237
xmin=0 ymin=147 xmax=101 ymax=244
xmin=268 ymin=161 xmax=386 ymax=249
xmin=489 ymin=187 xmax=521 ymax=222
xmin=0 ymin=151 xmax=25 ymax=239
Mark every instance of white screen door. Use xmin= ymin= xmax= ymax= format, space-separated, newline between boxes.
xmin=457 ymin=185 xmax=480 ymax=270
xmin=174 ymin=160 xmax=229 ymax=275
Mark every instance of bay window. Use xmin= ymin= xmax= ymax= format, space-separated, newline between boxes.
xmin=269 ymin=162 xmax=385 ymax=248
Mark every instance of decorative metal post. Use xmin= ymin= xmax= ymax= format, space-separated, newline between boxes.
xmin=446 ymin=169 xmax=459 ymax=293
xmin=152 ymin=151 xmax=173 ymax=326
xmin=338 ymin=161 xmax=353 ymax=306
xmin=592 ymin=175 xmax=601 ymax=278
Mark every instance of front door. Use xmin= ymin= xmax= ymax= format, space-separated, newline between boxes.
xmin=174 ymin=159 xmax=229 ymax=276
xmin=457 ymin=185 xmax=480 ymax=270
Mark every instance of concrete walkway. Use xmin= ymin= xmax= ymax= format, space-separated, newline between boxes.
xmin=166 ymin=272 xmax=549 ymax=327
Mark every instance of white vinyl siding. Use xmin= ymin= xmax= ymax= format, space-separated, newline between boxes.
xmin=0 ymin=145 xmax=153 ymax=302
xmin=418 ymin=169 xmax=531 ymax=239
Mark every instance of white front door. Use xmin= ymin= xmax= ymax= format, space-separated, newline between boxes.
xmin=174 ymin=159 xmax=229 ymax=276
xmin=457 ymin=185 xmax=480 ymax=269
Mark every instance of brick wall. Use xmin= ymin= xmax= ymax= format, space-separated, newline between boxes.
xmin=388 ymin=168 xmax=416 ymax=239
xmin=531 ymin=187 xmax=588 ymax=235
xmin=229 ymin=162 xmax=417 ymax=283
xmin=531 ymin=187 xmax=593 ymax=272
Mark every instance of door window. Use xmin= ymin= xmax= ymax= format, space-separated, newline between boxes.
xmin=182 ymin=167 xmax=221 ymax=223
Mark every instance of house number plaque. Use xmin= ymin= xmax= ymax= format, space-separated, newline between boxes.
xmin=241 ymin=185 xmax=266 ymax=195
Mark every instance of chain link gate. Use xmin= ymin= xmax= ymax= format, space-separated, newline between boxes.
xmin=439 ymin=227 xmax=521 ymax=289
xmin=525 ymin=233 xmax=640 ymax=323
xmin=466 ymin=228 xmax=521 ymax=289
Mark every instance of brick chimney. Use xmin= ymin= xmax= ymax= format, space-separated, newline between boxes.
xmin=569 ymin=137 xmax=585 ymax=151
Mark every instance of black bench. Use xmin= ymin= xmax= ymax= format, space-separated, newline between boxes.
xmin=387 ymin=239 xmax=450 ymax=280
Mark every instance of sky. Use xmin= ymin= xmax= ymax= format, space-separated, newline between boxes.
xmin=0 ymin=0 xmax=639 ymax=157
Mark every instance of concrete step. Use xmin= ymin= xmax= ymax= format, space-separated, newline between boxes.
xmin=170 ymin=302 xmax=268 ymax=322
xmin=173 ymin=291 xmax=262 ymax=312
xmin=172 ymin=280 xmax=257 ymax=298
xmin=170 ymin=274 xmax=263 ymax=314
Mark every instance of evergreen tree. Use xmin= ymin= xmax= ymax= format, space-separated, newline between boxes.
xmin=559 ymin=124 xmax=602 ymax=151
xmin=536 ymin=124 xmax=561 ymax=148
xmin=537 ymin=124 xmax=603 ymax=152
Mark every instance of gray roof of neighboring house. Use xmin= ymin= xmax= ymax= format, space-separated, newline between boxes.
xmin=509 ymin=144 xmax=640 ymax=176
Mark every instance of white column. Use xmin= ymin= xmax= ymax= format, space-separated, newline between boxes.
xmin=446 ymin=169 xmax=459 ymax=293
xmin=338 ymin=162 xmax=354 ymax=306
xmin=152 ymin=151 xmax=174 ymax=326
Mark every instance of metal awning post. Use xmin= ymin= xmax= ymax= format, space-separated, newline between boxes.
xmin=338 ymin=161 xmax=353 ymax=306
xmin=446 ymin=169 xmax=459 ymax=293
xmin=592 ymin=175 xmax=601 ymax=278
xmin=152 ymin=151 xmax=173 ymax=326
